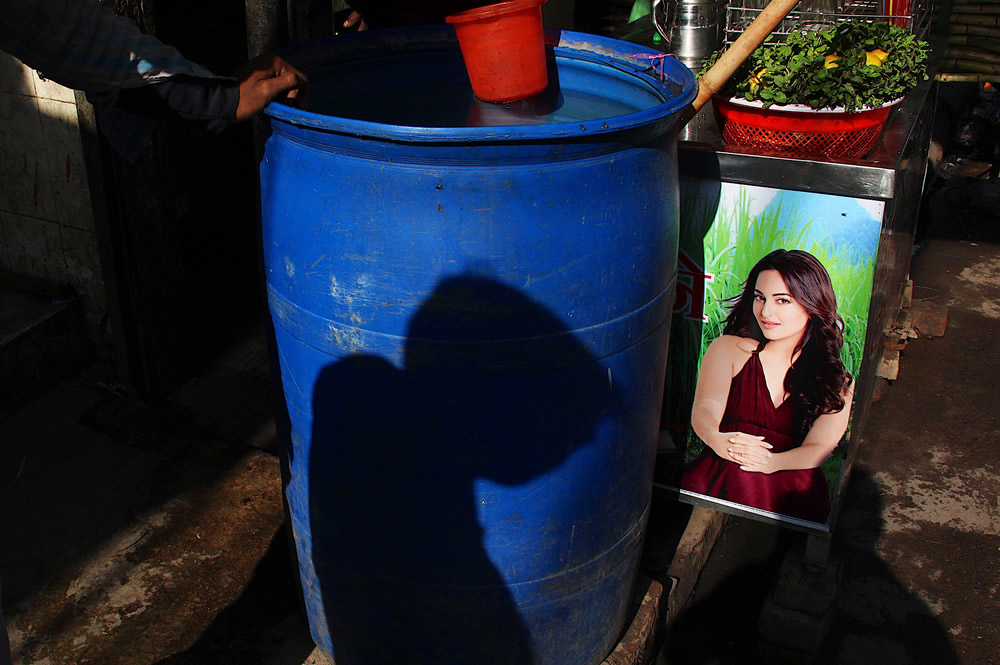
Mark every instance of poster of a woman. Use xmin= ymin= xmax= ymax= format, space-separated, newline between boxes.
xmin=657 ymin=181 xmax=882 ymax=530
xmin=680 ymin=249 xmax=853 ymax=524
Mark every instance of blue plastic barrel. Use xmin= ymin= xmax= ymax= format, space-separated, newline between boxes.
xmin=261 ymin=26 xmax=694 ymax=665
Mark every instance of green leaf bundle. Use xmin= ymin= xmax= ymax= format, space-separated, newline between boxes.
xmin=701 ymin=22 xmax=930 ymax=111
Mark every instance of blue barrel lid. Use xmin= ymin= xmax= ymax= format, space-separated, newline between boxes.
xmin=264 ymin=26 xmax=696 ymax=143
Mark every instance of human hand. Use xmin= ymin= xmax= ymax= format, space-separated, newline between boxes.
xmin=725 ymin=432 xmax=774 ymax=473
xmin=234 ymin=54 xmax=308 ymax=121
xmin=342 ymin=10 xmax=368 ymax=31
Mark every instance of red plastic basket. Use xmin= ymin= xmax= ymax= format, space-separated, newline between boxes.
xmin=712 ymin=96 xmax=902 ymax=159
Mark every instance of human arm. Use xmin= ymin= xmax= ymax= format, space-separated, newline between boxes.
xmin=111 ymin=57 xmax=305 ymax=136
xmin=2 ymin=1 xmax=305 ymax=123
xmin=0 ymin=0 xmax=219 ymax=97
xmin=736 ymin=382 xmax=853 ymax=474
xmin=691 ymin=336 xmax=774 ymax=466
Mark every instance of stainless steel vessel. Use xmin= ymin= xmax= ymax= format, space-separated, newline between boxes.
xmin=652 ymin=0 xmax=725 ymax=70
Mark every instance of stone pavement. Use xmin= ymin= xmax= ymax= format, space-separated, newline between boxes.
xmin=0 ymin=354 xmax=314 ymax=665
xmin=817 ymin=233 xmax=1000 ymax=665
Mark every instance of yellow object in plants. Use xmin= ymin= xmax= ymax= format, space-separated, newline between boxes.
xmin=866 ymin=49 xmax=889 ymax=66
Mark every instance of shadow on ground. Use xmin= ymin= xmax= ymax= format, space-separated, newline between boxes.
xmin=151 ymin=525 xmax=314 ymax=665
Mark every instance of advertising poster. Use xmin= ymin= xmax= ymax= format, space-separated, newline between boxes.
xmin=655 ymin=178 xmax=883 ymax=532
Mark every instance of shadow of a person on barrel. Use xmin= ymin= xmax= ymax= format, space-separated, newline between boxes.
xmin=304 ymin=274 xmax=619 ymax=665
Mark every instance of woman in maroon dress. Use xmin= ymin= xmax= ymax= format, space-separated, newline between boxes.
xmin=681 ymin=249 xmax=853 ymax=524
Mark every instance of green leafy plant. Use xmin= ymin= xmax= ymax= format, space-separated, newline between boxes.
xmin=701 ymin=21 xmax=929 ymax=111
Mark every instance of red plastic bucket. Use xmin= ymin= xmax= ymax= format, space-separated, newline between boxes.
xmin=446 ymin=0 xmax=548 ymax=103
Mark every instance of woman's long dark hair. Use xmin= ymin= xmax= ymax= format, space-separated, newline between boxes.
xmin=722 ymin=249 xmax=851 ymax=436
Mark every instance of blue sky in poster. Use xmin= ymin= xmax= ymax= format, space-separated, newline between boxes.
xmin=730 ymin=186 xmax=882 ymax=261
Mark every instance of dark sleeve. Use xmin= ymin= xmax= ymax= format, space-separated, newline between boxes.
xmin=113 ymin=75 xmax=240 ymax=131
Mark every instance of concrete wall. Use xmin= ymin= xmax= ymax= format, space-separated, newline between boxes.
xmin=0 ymin=52 xmax=108 ymax=344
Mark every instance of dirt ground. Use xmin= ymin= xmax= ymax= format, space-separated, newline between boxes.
xmin=0 ymin=332 xmax=324 ymax=665
xmin=818 ymin=209 xmax=1000 ymax=665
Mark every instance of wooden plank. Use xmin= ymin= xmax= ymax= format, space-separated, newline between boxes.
xmin=967 ymin=23 xmax=1000 ymax=36
xmin=955 ymin=13 xmax=1000 ymax=25
xmin=942 ymin=57 xmax=1000 ymax=72
xmin=946 ymin=46 xmax=1000 ymax=62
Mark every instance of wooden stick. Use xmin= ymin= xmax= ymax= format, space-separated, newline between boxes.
xmin=936 ymin=72 xmax=995 ymax=82
xmin=967 ymin=23 xmax=1000 ymax=36
xmin=942 ymin=57 xmax=1000 ymax=72
xmin=954 ymin=13 xmax=1000 ymax=25
xmin=946 ymin=46 xmax=1000 ymax=63
xmin=966 ymin=35 xmax=1000 ymax=53
xmin=953 ymin=5 xmax=1000 ymax=14
xmin=689 ymin=0 xmax=802 ymax=115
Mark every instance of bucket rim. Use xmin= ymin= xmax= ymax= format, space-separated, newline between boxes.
xmin=444 ymin=0 xmax=547 ymax=25
xmin=264 ymin=26 xmax=696 ymax=142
